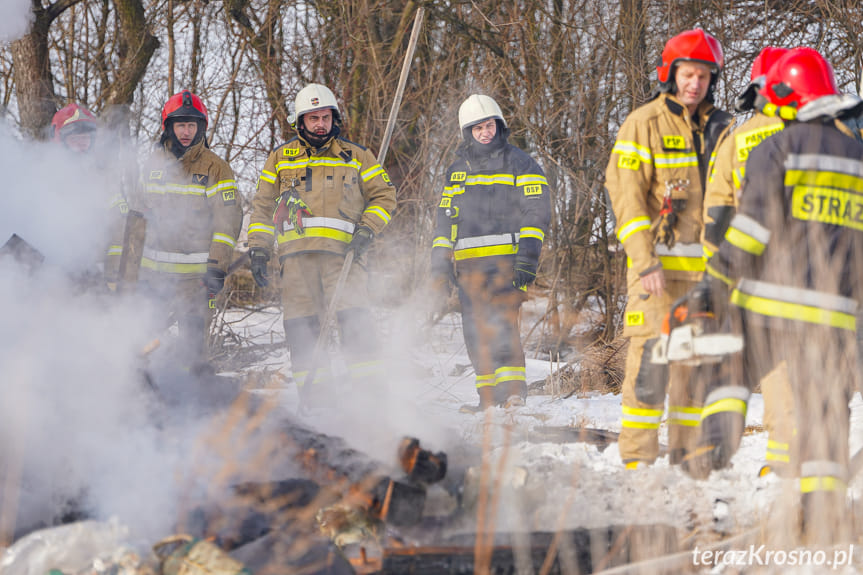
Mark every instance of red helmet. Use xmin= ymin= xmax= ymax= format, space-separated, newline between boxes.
xmin=759 ymin=47 xmax=838 ymax=109
xmin=750 ymin=46 xmax=789 ymax=84
xmin=51 ymin=103 xmax=97 ymax=143
xmin=161 ymin=90 xmax=208 ymax=131
xmin=657 ymin=29 xmax=724 ymax=85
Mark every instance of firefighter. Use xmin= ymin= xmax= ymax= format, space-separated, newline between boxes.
xmin=51 ymin=103 xmax=98 ymax=153
xmin=134 ymin=90 xmax=242 ymax=372
xmin=699 ymin=47 xmax=797 ymax=477
xmin=605 ymin=29 xmax=732 ymax=468
xmin=50 ymin=103 xmax=129 ymax=288
xmin=247 ymin=83 xmax=396 ymax=407
xmin=430 ymin=94 xmax=551 ymax=412
xmin=698 ymin=47 xmax=863 ymax=541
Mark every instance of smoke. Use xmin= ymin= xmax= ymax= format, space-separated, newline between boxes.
xmin=0 ymin=0 xmax=33 ymax=43
xmin=0 ymin=126 xmax=223 ymax=542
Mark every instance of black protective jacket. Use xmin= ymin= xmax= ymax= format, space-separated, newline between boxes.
xmin=432 ymin=140 xmax=551 ymax=273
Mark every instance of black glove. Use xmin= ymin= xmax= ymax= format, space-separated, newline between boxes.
xmin=430 ymin=249 xmax=456 ymax=286
xmin=513 ymin=255 xmax=538 ymax=289
xmin=249 ymin=247 xmax=270 ymax=288
xmin=348 ymin=225 xmax=374 ymax=256
xmin=203 ymin=267 xmax=226 ymax=295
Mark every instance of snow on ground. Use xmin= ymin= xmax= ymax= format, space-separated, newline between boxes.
xmin=218 ymin=299 xmax=863 ymax=572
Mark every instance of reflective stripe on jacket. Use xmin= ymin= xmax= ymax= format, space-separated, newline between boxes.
xmin=711 ymin=119 xmax=863 ymax=330
xmin=702 ymin=113 xmax=785 ymax=259
xmin=134 ymin=139 xmax=242 ymax=276
xmin=248 ymin=135 xmax=396 ymax=258
xmin=605 ymin=93 xmax=731 ymax=282
xmin=431 ymin=142 xmax=551 ymax=270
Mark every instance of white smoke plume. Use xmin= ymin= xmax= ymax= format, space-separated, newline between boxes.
xmin=0 ymin=123 xmax=222 ymax=541
xmin=0 ymin=0 xmax=33 ymax=43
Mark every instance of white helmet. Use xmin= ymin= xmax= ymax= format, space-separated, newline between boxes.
xmin=458 ymin=94 xmax=506 ymax=137
xmin=292 ymin=83 xmax=340 ymax=124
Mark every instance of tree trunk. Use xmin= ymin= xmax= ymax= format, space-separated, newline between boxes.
xmin=10 ymin=3 xmax=57 ymax=140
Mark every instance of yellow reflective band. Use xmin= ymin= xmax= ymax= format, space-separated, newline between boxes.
xmin=767 ymin=439 xmax=789 ymax=451
xmin=144 ymin=183 xmax=205 ymax=196
xmin=294 ymin=368 xmax=332 ymax=387
xmin=702 ymin=244 xmax=714 ymax=259
xmin=725 ymin=226 xmax=767 ymax=256
xmin=444 ymin=184 xmax=465 ymax=195
xmin=141 ymin=258 xmax=207 ymax=274
xmin=706 ymin=262 xmax=735 ymax=286
xmin=476 ymin=374 xmax=495 ymax=388
xmin=621 ymin=420 xmax=661 ymax=430
xmin=494 ymin=366 xmax=526 ymax=383
xmin=260 ymin=170 xmax=277 ymax=184
xmin=658 ymin=255 xmax=705 ymax=272
xmin=432 ymin=237 xmax=453 ymax=249
xmin=625 ymin=461 xmax=645 ymax=470
xmin=249 ymin=223 xmax=275 ymax=236
xmin=212 ymin=233 xmax=236 ymax=247
xmin=800 ymin=476 xmax=845 ymax=494
xmin=364 ymin=205 xmax=391 ymax=224
xmin=465 ymin=174 xmax=515 ymax=186
xmin=622 ymin=405 xmax=663 ymax=417
xmin=361 ymin=164 xmax=385 ymax=181
xmin=347 ymin=359 xmax=386 ymax=378
xmin=668 ymin=406 xmax=702 ymax=427
xmin=735 ymin=123 xmax=784 ymax=162
xmin=612 ymin=140 xmax=652 ymax=162
xmin=617 ymin=216 xmax=651 ymax=243
xmin=730 ymin=289 xmax=856 ymax=330
xmin=765 ymin=452 xmax=791 ymax=463
xmin=655 ymin=152 xmax=698 ymax=168
xmin=276 ymin=157 xmax=362 ymax=172
xmin=701 ymin=397 xmax=747 ymax=419
xmin=515 ymin=174 xmax=548 ymax=186
xmin=277 ymin=227 xmax=353 ymax=244
xmin=732 ymin=168 xmax=743 ymax=190
xmin=519 ymin=227 xmax=545 ymax=241
xmin=206 ymin=180 xmax=238 ymax=198
xmin=786 ymin=169 xmax=863 ymax=193
xmin=107 ymin=245 xmax=123 ymax=256
xmin=453 ymin=244 xmax=519 ymax=260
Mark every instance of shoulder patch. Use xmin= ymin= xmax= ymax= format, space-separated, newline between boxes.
xmin=450 ymin=171 xmax=467 ymax=182
xmin=524 ymin=185 xmax=543 ymax=196
xmin=192 ymin=173 xmax=208 ymax=186
xmin=617 ymin=156 xmax=640 ymax=170
xmin=283 ymin=147 xmax=301 ymax=157
xmin=625 ymin=311 xmax=644 ymax=326
xmin=149 ymin=170 xmax=163 ymax=180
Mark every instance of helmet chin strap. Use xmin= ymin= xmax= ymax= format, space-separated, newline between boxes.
xmin=299 ymin=122 xmax=341 ymax=148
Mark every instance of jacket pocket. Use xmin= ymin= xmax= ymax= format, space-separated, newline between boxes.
xmin=337 ymin=173 xmax=363 ymax=221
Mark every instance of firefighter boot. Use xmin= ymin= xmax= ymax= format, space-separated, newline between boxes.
xmin=459 ymin=387 xmax=497 ymax=414
xmin=499 ymin=380 xmax=528 ymax=409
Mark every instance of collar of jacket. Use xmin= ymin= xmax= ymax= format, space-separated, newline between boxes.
xmin=661 ymin=93 xmax=716 ymax=128
xmin=455 ymin=140 xmax=508 ymax=168
xmin=161 ymin=137 xmax=206 ymax=164
xmin=297 ymin=131 xmax=337 ymax=155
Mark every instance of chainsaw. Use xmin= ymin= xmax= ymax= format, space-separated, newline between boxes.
xmin=650 ymin=288 xmax=743 ymax=365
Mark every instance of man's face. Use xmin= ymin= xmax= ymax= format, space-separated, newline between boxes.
xmin=674 ymin=61 xmax=713 ymax=110
xmin=303 ymin=110 xmax=333 ymax=136
xmin=173 ymin=121 xmax=199 ymax=147
xmin=64 ymin=133 xmax=92 ymax=153
xmin=471 ymin=118 xmax=497 ymax=144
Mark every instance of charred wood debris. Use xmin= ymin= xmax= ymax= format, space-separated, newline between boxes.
xmin=0 ymin=235 xmax=680 ymax=574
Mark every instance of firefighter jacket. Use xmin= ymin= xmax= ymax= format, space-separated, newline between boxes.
xmin=431 ymin=141 xmax=551 ymax=274
xmin=248 ymin=134 xmax=396 ymax=259
xmin=606 ymin=93 xmax=732 ymax=282
xmin=103 ymin=191 xmax=129 ymax=283
xmin=709 ymin=118 xmax=863 ymax=332
xmin=134 ymin=139 xmax=242 ymax=276
xmin=702 ymin=113 xmax=785 ymax=258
